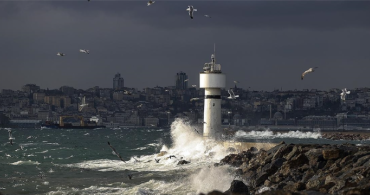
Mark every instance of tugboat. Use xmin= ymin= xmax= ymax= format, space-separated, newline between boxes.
xmin=41 ymin=116 xmax=105 ymax=129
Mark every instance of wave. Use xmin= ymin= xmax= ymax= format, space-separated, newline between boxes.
xmin=36 ymin=150 xmax=49 ymax=154
xmin=133 ymin=147 xmax=147 ymax=151
xmin=56 ymin=119 xmax=235 ymax=194
xmin=234 ymin=129 xmax=322 ymax=139
xmin=10 ymin=160 xmax=40 ymax=165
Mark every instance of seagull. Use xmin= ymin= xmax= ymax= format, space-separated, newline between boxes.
xmin=147 ymin=0 xmax=155 ymax=6
xmin=8 ymin=129 xmax=14 ymax=145
xmin=194 ymin=128 xmax=200 ymax=134
xmin=78 ymin=96 xmax=88 ymax=112
xmin=79 ymin=49 xmax=89 ymax=54
xmin=227 ymin=111 xmax=232 ymax=114
xmin=137 ymin=104 xmax=143 ymax=108
xmin=107 ymin=142 xmax=126 ymax=163
xmin=301 ymin=67 xmax=318 ymax=80
xmin=192 ymin=85 xmax=197 ymax=87
xmin=57 ymin=52 xmax=65 ymax=56
xmin=340 ymin=88 xmax=350 ymax=101
xmin=184 ymin=79 xmax=189 ymax=82
xmin=124 ymin=90 xmax=132 ymax=95
xmin=150 ymin=124 xmax=156 ymax=127
xmin=155 ymin=159 xmax=160 ymax=163
xmin=201 ymin=121 xmax=207 ymax=124
xmin=128 ymin=174 xmax=133 ymax=180
xmin=227 ymin=89 xmax=239 ymax=99
xmin=233 ymin=81 xmax=239 ymax=84
xmin=204 ymin=15 xmax=211 ymax=18
xmin=186 ymin=5 xmax=197 ymax=19
xmin=190 ymin=98 xmax=200 ymax=102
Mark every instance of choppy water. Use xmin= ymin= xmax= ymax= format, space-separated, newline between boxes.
xmin=1 ymin=119 xmax=370 ymax=195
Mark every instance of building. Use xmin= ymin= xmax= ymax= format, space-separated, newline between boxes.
xmin=22 ymin=84 xmax=40 ymax=95
xmin=113 ymin=73 xmax=124 ymax=90
xmin=175 ymin=71 xmax=188 ymax=90
xmin=33 ymin=92 xmax=45 ymax=103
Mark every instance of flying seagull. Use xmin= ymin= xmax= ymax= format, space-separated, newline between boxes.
xmin=79 ymin=49 xmax=89 ymax=54
xmin=301 ymin=67 xmax=318 ymax=80
xmin=233 ymin=81 xmax=239 ymax=84
xmin=184 ymin=79 xmax=189 ymax=82
xmin=78 ymin=96 xmax=88 ymax=112
xmin=155 ymin=159 xmax=160 ymax=163
xmin=169 ymin=155 xmax=177 ymax=159
xmin=57 ymin=52 xmax=65 ymax=56
xmin=340 ymin=88 xmax=350 ymax=101
xmin=227 ymin=89 xmax=239 ymax=99
xmin=147 ymin=0 xmax=155 ymax=6
xmin=194 ymin=128 xmax=200 ymax=134
xmin=190 ymin=98 xmax=200 ymax=102
xmin=107 ymin=141 xmax=126 ymax=163
xmin=124 ymin=90 xmax=132 ymax=95
xmin=192 ymin=85 xmax=197 ymax=87
xmin=186 ymin=5 xmax=197 ymax=19
xmin=204 ymin=15 xmax=211 ymax=18
xmin=128 ymin=174 xmax=133 ymax=180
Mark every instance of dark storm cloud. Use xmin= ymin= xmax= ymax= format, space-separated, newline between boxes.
xmin=0 ymin=1 xmax=370 ymax=91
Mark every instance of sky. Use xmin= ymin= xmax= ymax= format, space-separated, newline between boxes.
xmin=1 ymin=0 xmax=370 ymax=91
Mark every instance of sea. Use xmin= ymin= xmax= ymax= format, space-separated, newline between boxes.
xmin=1 ymin=118 xmax=370 ymax=195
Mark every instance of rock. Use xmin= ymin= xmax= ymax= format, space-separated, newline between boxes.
xmin=224 ymin=180 xmax=250 ymax=195
xmin=227 ymin=147 xmax=237 ymax=153
xmin=306 ymin=175 xmax=325 ymax=190
xmin=285 ymin=146 xmax=299 ymax=161
xmin=322 ymin=149 xmax=341 ymax=160
xmin=339 ymin=183 xmax=370 ymax=195
xmin=260 ymin=190 xmax=299 ymax=195
xmin=177 ymin=160 xmax=190 ymax=165
xmin=273 ymin=145 xmax=293 ymax=160
xmin=353 ymin=155 xmax=370 ymax=167
xmin=301 ymin=168 xmax=316 ymax=182
xmin=262 ymin=158 xmax=286 ymax=175
xmin=283 ymin=182 xmax=305 ymax=192
xmin=254 ymin=172 xmax=269 ymax=188
xmin=285 ymin=154 xmax=309 ymax=169
xmin=202 ymin=191 xmax=226 ymax=195
xmin=249 ymin=147 xmax=258 ymax=153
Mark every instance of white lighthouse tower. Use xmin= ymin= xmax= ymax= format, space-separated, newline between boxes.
xmin=199 ymin=45 xmax=226 ymax=139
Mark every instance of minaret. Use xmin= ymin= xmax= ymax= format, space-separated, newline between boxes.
xmin=199 ymin=44 xmax=226 ymax=139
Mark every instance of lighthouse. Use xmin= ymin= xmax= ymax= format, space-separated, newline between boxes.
xmin=199 ymin=45 xmax=226 ymax=139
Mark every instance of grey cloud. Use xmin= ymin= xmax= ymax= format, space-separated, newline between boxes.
xmin=0 ymin=1 xmax=370 ymax=91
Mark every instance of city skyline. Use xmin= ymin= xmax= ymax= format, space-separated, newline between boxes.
xmin=1 ymin=1 xmax=370 ymax=91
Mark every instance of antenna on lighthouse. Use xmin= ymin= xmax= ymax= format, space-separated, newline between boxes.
xmin=211 ymin=43 xmax=216 ymax=64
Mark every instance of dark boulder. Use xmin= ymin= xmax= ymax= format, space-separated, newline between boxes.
xmin=224 ymin=180 xmax=250 ymax=195
xmin=177 ymin=160 xmax=190 ymax=165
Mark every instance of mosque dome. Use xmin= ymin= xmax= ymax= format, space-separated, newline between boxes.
xmin=273 ymin=112 xmax=283 ymax=120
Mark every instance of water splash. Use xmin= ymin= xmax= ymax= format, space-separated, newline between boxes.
xmin=234 ymin=129 xmax=322 ymax=139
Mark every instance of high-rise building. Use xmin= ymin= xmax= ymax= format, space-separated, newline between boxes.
xmin=113 ymin=73 xmax=124 ymax=90
xmin=175 ymin=71 xmax=188 ymax=90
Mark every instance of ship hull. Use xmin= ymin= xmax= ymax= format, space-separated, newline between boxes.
xmin=41 ymin=124 xmax=105 ymax=129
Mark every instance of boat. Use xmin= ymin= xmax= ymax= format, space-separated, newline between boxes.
xmin=41 ymin=116 xmax=105 ymax=129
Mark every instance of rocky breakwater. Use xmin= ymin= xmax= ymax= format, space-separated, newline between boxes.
xmin=321 ymin=133 xmax=370 ymax=141
xmin=217 ymin=142 xmax=370 ymax=195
